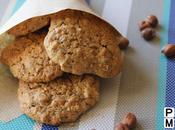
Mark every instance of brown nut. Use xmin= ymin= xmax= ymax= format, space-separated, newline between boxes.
xmin=115 ymin=123 xmax=129 ymax=130
xmin=118 ymin=37 xmax=129 ymax=50
xmin=147 ymin=15 xmax=158 ymax=27
xmin=138 ymin=20 xmax=151 ymax=31
xmin=141 ymin=27 xmax=156 ymax=41
xmin=161 ymin=44 xmax=175 ymax=57
xmin=122 ymin=113 xmax=137 ymax=129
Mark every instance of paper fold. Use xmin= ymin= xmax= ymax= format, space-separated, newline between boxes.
xmin=0 ymin=0 xmax=97 ymax=35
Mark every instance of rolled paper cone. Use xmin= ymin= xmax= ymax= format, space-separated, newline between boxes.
xmin=0 ymin=0 xmax=98 ymax=35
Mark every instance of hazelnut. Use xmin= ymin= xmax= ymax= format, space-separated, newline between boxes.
xmin=118 ymin=37 xmax=129 ymax=50
xmin=147 ymin=15 xmax=158 ymax=27
xmin=161 ymin=44 xmax=175 ymax=57
xmin=115 ymin=123 xmax=129 ymax=130
xmin=138 ymin=21 xmax=151 ymax=31
xmin=122 ymin=113 xmax=137 ymax=129
xmin=141 ymin=27 xmax=156 ymax=40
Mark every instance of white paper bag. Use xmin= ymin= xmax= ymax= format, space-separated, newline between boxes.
xmin=0 ymin=0 xmax=99 ymax=35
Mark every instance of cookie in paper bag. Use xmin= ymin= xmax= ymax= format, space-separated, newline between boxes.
xmin=1 ymin=32 xmax=63 ymax=83
xmin=7 ymin=16 xmax=50 ymax=37
xmin=18 ymin=74 xmax=99 ymax=125
xmin=44 ymin=9 xmax=123 ymax=78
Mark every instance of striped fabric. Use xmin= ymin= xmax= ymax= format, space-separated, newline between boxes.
xmin=165 ymin=0 xmax=175 ymax=130
xmin=156 ymin=0 xmax=169 ymax=130
xmin=156 ymin=0 xmax=175 ymax=130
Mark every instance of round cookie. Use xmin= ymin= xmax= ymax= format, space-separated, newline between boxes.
xmin=1 ymin=32 xmax=63 ymax=83
xmin=18 ymin=74 xmax=99 ymax=125
xmin=7 ymin=16 xmax=50 ymax=37
xmin=44 ymin=9 xmax=123 ymax=78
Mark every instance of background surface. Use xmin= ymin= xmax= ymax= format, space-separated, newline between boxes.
xmin=0 ymin=0 xmax=163 ymax=130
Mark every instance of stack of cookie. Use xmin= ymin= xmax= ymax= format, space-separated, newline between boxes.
xmin=1 ymin=9 xmax=124 ymax=126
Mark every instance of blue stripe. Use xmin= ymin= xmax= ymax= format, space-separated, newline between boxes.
xmin=11 ymin=0 xmax=26 ymax=15
xmin=41 ymin=124 xmax=58 ymax=130
xmin=165 ymin=0 xmax=175 ymax=129
xmin=0 ymin=115 xmax=35 ymax=130
xmin=168 ymin=0 xmax=175 ymax=44
xmin=165 ymin=0 xmax=175 ymax=107
xmin=156 ymin=0 xmax=170 ymax=129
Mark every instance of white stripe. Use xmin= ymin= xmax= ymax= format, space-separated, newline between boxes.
xmin=101 ymin=0 xmax=133 ymax=36
xmin=88 ymin=0 xmax=132 ymax=36
xmin=0 ymin=64 xmax=22 ymax=122
xmin=59 ymin=122 xmax=79 ymax=130
xmin=0 ymin=0 xmax=17 ymax=26
xmin=33 ymin=123 xmax=42 ymax=130
xmin=78 ymin=74 xmax=121 ymax=130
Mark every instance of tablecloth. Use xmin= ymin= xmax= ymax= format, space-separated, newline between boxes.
xmin=0 ymin=0 xmax=174 ymax=130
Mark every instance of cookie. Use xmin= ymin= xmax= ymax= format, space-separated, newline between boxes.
xmin=1 ymin=32 xmax=63 ymax=82
xmin=7 ymin=16 xmax=50 ymax=37
xmin=18 ymin=74 xmax=99 ymax=125
xmin=44 ymin=9 xmax=123 ymax=78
